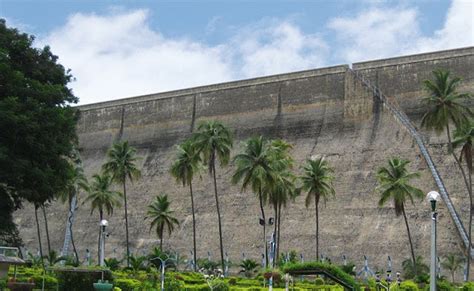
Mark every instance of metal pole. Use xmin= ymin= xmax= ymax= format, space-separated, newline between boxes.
xmin=430 ymin=212 xmax=437 ymax=291
xmin=99 ymin=226 xmax=105 ymax=267
xmin=161 ymin=259 xmax=165 ymax=291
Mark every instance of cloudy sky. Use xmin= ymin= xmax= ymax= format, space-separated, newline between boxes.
xmin=1 ymin=0 xmax=473 ymax=105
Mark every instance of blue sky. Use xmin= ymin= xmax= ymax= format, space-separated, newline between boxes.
xmin=1 ymin=0 xmax=473 ymax=104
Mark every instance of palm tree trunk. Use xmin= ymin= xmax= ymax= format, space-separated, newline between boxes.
xmin=273 ymin=203 xmax=278 ymax=267
xmin=42 ymin=204 xmax=52 ymax=255
xmin=34 ymin=205 xmax=45 ymax=268
xmin=98 ymin=210 xmax=103 ymax=263
xmin=68 ymin=196 xmax=79 ymax=264
xmin=258 ymin=187 xmax=268 ymax=268
xmin=447 ymin=123 xmax=472 ymax=279
xmin=190 ymin=182 xmax=197 ymax=271
xmin=315 ymin=196 xmax=319 ymax=261
xmin=467 ymin=166 xmax=472 ymax=281
xmin=212 ymin=162 xmax=225 ymax=271
xmin=277 ymin=203 xmax=282 ymax=262
xmin=159 ymin=226 xmax=164 ymax=252
xmin=402 ymin=206 xmax=417 ymax=276
xmin=123 ymin=180 xmax=131 ymax=267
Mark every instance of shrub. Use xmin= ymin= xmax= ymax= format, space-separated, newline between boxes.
xmin=114 ymin=278 xmax=142 ymax=291
xmin=0 ymin=279 xmax=6 ymax=290
xmin=461 ymin=282 xmax=474 ymax=291
xmin=314 ymin=277 xmax=325 ymax=285
xmin=228 ymin=277 xmax=237 ymax=285
xmin=400 ymin=280 xmax=419 ymax=290
xmin=164 ymin=276 xmax=184 ymax=291
xmin=54 ymin=267 xmax=113 ymax=291
xmin=436 ymin=280 xmax=453 ymax=291
xmin=209 ymin=279 xmax=229 ymax=291
xmin=30 ymin=273 xmax=58 ymax=290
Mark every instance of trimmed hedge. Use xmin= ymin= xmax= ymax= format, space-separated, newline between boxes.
xmin=282 ymin=262 xmax=360 ymax=290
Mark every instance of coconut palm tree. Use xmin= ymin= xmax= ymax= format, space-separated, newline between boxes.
xmin=170 ymin=139 xmax=201 ymax=271
xmin=193 ymin=120 xmax=233 ymax=270
xmin=57 ymin=155 xmax=88 ymax=263
xmin=421 ymin=69 xmax=473 ymax=278
xmin=301 ymin=157 xmax=335 ymax=260
xmin=376 ymin=157 xmax=423 ymax=276
xmin=232 ymin=136 xmax=274 ymax=267
xmin=441 ymin=254 xmax=464 ymax=283
xmin=83 ymin=173 xmax=122 ymax=261
xmin=145 ymin=194 xmax=180 ymax=251
xmin=453 ymin=119 xmax=474 ymax=273
xmin=102 ymin=140 xmax=141 ymax=267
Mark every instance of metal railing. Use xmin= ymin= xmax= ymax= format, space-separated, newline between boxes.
xmin=348 ymin=68 xmax=473 ymax=257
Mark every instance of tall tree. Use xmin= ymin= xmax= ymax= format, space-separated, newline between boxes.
xmin=102 ymin=140 xmax=141 ymax=267
xmin=0 ymin=19 xmax=79 ymax=246
xmin=301 ymin=157 xmax=335 ymax=260
xmin=57 ymin=153 xmax=88 ymax=263
xmin=193 ymin=120 xmax=233 ymax=271
xmin=453 ymin=120 xmax=474 ymax=277
xmin=170 ymin=139 xmax=201 ymax=271
xmin=83 ymin=173 xmax=122 ymax=262
xmin=266 ymin=139 xmax=297 ymax=263
xmin=232 ymin=136 xmax=274 ymax=267
xmin=421 ymin=69 xmax=473 ymax=278
xmin=145 ymin=195 xmax=180 ymax=251
xmin=376 ymin=157 xmax=423 ymax=276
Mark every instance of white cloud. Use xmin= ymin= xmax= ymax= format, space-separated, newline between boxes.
xmin=413 ymin=0 xmax=474 ymax=53
xmin=328 ymin=7 xmax=422 ymax=63
xmin=36 ymin=0 xmax=473 ymax=105
xmin=39 ymin=10 xmax=328 ymax=105
xmin=328 ymin=0 xmax=474 ymax=63
xmin=233 ymin=20 xmax=328 ymax=78
xmin=39 ymin=9 xmax=233 ymax=105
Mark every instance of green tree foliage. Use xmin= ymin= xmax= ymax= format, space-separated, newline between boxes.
xmin=239 ymin=259 xmax=259 ymax=278
xmin=145 ymin=194 xmax=179 ymax=251
xmin=0 ymin=19 xmax=79 ymax=245
xmin=376 ymin=157 xmax=423 ymax=276
xmin=102 ymin=140 xmax=141 ymax=267
xmin=192 ymin=120 xmax=233 ymax=271
xmin=170 ymin=139 xmax=201 ymax=270
xmin=301 ymin=157 xmax=335 ymax=260
xmin=422 ymin=69 xmax=473 ymax=279
xmin=84 ymin=173 xmax=121 ymax=262
xmin=441 ymin=253 xmax=464 ymax=283
xmin=402 ymin=256 xmax=429 ymax=280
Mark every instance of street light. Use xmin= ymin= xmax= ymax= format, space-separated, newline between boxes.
xmin=427 ymin=191 xmax=440 ymax=291
xmin=99 ymin=219 xmax=108 ymax=267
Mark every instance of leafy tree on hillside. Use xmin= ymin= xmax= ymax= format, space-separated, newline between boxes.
xmin=0 ymin=19 xmax=79 ymax=247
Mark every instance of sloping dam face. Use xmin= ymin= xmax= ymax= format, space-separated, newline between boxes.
xmin=15 ymin=47 xmax=474 ymax=272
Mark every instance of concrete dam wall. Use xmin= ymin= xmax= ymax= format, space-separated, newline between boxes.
xmin=15 ymin=47 xmax=474 ymax=273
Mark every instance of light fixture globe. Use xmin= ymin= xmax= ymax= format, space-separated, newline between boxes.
xmin=100 ymin=219 xmax=109 ymax=227
xmin=426 ymin=191 xmax=440 ymax=212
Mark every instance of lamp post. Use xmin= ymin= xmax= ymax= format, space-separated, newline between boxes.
xmin=99 ymin=219 xmax=108 ymax=267
xmin=427 ymin=191 xmax=440 ymax=291
xmin=150 ymin=255 xmax=176 ymax=291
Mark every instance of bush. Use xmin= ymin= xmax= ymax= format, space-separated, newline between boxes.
xmin=228 ymin=277 xmax=237 ymax=285
xmin=30 ymin=273 xmax=58 ymax=290
xmin=209 ymin=279 xmax=229 ymax=291
xmin=314 ymin=277 xmax=325 ymax=285
xmin=54 ymin=267 xmax=113 ymax=291
xmin=400 ymin=280 xmax=419 ymax=290
xmin=164 ymin=276 xmax=184 ymax=291
xmin=114 ymin=278 xmax=142 ymax=291
xmin=462 ymin=282 xmax=474 ymax=291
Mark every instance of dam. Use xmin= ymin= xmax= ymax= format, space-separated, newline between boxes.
xmin=16 ymin=46 xmax=474 ymax=273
